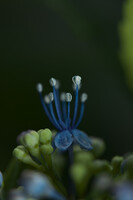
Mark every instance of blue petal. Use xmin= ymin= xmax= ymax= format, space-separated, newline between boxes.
xmin=71 ymin=129 xmax=93 ymax=150
xmin=54 ymin=130 xmax=73 ymax=151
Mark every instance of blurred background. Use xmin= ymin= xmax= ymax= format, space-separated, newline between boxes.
xmin=0 ymin=0 xmax=133 ymax=170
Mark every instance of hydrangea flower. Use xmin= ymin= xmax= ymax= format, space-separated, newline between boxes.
xmin=20 ymin=170 xmax=65 ymax=200
xmin=115 ymin=182 xmax=133 ymax=200
xmin=36 ymin=76 xmax=93 ymax=151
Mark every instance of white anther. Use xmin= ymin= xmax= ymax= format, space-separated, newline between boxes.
xmin=36 ymin=83 xmax=43 ymax=92
xmin=55 ymin=80 xmax=60 ymax=89
xmin=66 ymin=93 xmax=72 ymax=102
xmin=48 ymin=92 xmax=54 ymax=101
xmin=72 ymin=75 xmax=81 ymax=86
xmin=60 ymin=92 xmax=66 ymax=101
xmin=81 ymin=93 xmax=88 ymax=103
xmin=49 ymin=78 xmax=56 ymax=87
xmin=44 ymin=95 xmax=50 ymax=104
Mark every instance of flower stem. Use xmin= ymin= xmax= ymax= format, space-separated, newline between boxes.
xmin=68 ymin=145 xmax=76 ymax=200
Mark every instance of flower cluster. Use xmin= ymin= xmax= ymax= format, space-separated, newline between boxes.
xmin=13 ymin=129 xmax=53 ymax=169
xmin=9 ymin=170 xmax=65 ymax=200
xmin=1 ymin=75 xmax=133 ymax=200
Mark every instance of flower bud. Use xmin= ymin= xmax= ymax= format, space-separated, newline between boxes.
xmin=13 ymin=146 xmax=39 ymax=168
xmin=38 ymin=129 xmax=52 ymax=145
xmin=23 ymin=131 xmax=40 ymax=158
xmin=71 ymin=164 xmax=87 ymax=184
xmin=75 ymin=151 xmax=94 ymax=166
xmin=93 ymin=160 xmax=111 ymax=174
xmin=40 ymin=144 xmax=53 ymax=155
xmin=70 ymin=163 xmax=91 ymax=196
xmin=90 ymin=137 xmax=106 ymax=157
xmin=121 ymin=155 xmax=133 ymax=178
xmin=111 ymin=156 xmax=123 ymax=176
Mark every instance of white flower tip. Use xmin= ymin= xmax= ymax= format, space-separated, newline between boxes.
xmin=81 ymin=93 xmax=88 ymax=103
xmin=49 ymin=78 xmax=56 ymax=87
xmin=60 ymin=92 xmax=66 ymax=101
xmin=55 ymin=80 xmax=60 ymax=89
xmin=48 ymin=92 xmax=54 ymax=101
xmin=36 ymin=83 xmax=43 ymax=92
xmin=72 ymin=75 xmax=81 ymax=86
xmin=44 ymin=95 xmax=50 ymax=104
xmin=66 ymin=93 xmax=72 ymax=102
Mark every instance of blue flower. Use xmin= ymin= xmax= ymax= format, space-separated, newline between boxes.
xmin=37 ymin=76 xmax=93 ymax=151
xmin=20 ymin=170 xmax=65 ymax=200
xmin=115 ymin=182 xmax=133 ymax=200
xmin=0 ymin=171 xmax=3 ymax=188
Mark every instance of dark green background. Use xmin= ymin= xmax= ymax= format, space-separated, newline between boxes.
xmin=1 ymin=0 xmax=133 ymax=170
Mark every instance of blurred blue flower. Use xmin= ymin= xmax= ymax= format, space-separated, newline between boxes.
xmin=115 ymin=182 xmax=133 ymax=200
xmin=37 ymin=76 xmax=93 ymax=151
xmin=20 ymin=170 xmax=65 ymax=200
xmin=0 ymin=171 xmax=3 ymax=188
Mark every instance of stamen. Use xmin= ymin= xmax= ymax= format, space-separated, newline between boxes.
xmin=81 ymin=93 xmax=88 ymax=103
xmin=72 ymin=75 xmax=81 ymax=87
xmin=36 ymin=83 xmax=57 ymax=129
xmin=36 ymin=83 xmax=43 ymax=93
xmin=49 ymin=78 xmax=66 ymax=129
xmin=44 ymin=95 xmax=51 ymax=104
xmin=37 ymin=76 xmax=87 ymax=131
xmin=66 ymin=93 xmax=72 ymax=102
xmin=66 ymin=93 xmax=72 ymax=128
xmin=49 ymin=78 xmax=56 ymax=87
xmin=55 ymin=80 xmax=60 ymax=90
xmin=74 ymin=93 xmax=88 ymax=128
xmin=48 ymin=102 xmax=62 ymax=131
xmin=72 ymin=76 xmax=81 ymax=127
xmin=49 ymin=92 xmax=54 ymax=102
xmin=60 ymin=92 xmax=66 ymax=101
xmin=44 ymin=94 xmax=62 ymax=130
xmin=72 ymin=83 xmax=81 ymax=91
xmin=60 ymin=93 xmax=67 ymax=121
xmin=54 ymin=81 xmax=62 ymax=119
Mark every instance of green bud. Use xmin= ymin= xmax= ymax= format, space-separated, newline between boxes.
xmin=71 ymin=164 xmax=87 ymax=184
xmin=40 ymin=144 xmax=53 ymax=169
xmin=40 ymin=144 xmax=53 ymax=155
xmin=125 ymin=155 xmax=133 ymax=179
xmin=23 ymin=131 xmax=40 ymax=158
xmin=23 ymin=130 xmax=39 ymax=147
xmin=38 ymin=129 xmax=52 ymax=145
xmin=75 ymin=151 xmax=94 ymax=166
xmin=13 ymin=146 xmax=39 ymax=168
xmin=90 ymin=137 xmax=106 ymax=157
xmin=111 ymin=156 xmax=123 ymax=176
xmin=93 ymin=160 xmax=111 ymax=174
xmin=70 ymin=163 xmax=92 ymax=196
